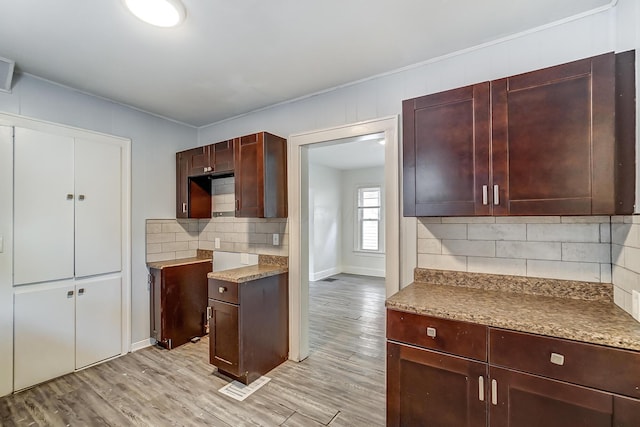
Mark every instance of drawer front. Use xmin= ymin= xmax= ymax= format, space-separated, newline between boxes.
xmin=208 ymin=279 xmax=238 ymax=304
xmin=387 ymin=310 xmax=487 ymax=361
xmin=489 ymin=328 xmax=640 ymax=399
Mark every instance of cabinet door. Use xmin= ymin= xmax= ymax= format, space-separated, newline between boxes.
xmin=14 ymin=282 xmax=75 ymax=390
xmin=75 ymin=275 xmax=122 ymax=369
xmin=491 ymin=53 xmax=615 ymax=215
xmin=402 ymin=83 xmax=491 ymax=216
xmin=212 ymin=139 xmax=234 ymax=173
xmin=387 ymin=342 xmax=487 ymax=427
xmin=489 ymin=367 xmax=613 ymax=427
xmin=235 ymin=134 xmax=264 ymax=218
xmin=13 ymin=128 xmax=75 ymax=285
xmin=74 ymin=139 xmax=122 ymax=278
xmin=613 ymin=395 xmax=640 ymax=427
xmin=176 ymin=151 xmax=190 ymax=218
xmin=209 ymin=300 xmax=240 ymax=377
xmin=186 ymin=146 xmax=212 ymax=176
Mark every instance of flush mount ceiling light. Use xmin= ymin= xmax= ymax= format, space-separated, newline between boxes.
xmin=124 ymin=0 xmax=186 ymax=27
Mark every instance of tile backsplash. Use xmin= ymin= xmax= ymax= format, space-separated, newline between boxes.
xmin=611 ymin=215 xmax=640 ymax=316
xmin=146 ymin=217 xmax=288 ymax=263
xmin=417 ymin=216 xmax=612 ymax=283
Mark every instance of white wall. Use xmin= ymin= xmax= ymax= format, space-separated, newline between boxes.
xmin=341 ymin=167 xmax=385 ymax=277
xmin=0 ymin=74 xmax=197 ymax=361
xmin=309 ymin=163 xmax=342 ymax=280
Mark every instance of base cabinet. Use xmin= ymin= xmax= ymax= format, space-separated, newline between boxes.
xmin=386 ymin=310 xmax=640 ymax=427
xmin=14 ymin=275 xmax=122 ymax=390
xmin=387 ymin=342 xmax=487 ymax=427
xmin=208 ymin=273 xmax=288 ymax=385
xmin=149 ymin=261 xmax=210 ymax=350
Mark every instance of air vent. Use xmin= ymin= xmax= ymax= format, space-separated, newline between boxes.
xmin=0 ymin=56 xmax=15 ymax=93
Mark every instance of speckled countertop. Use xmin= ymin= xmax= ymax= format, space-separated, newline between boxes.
xmin=207 ymin=263 xmax=288 ymax=283
xmin=386 ymin=269 xmax=640 ymax=352
xmin=147 ymin=257 xmax=212 ymax=270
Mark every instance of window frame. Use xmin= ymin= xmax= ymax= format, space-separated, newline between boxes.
xmin=354 ymin=185 xmax=384 ymax=254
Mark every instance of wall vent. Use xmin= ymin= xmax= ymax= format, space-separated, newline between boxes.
xmin=0 ymin=57 xmax=15 ymax=93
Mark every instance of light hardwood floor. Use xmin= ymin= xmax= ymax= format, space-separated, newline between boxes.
xmin=0 ymin=274 xmax=386 ymax=426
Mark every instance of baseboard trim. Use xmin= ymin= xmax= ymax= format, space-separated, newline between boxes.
xmin=131 ymin=338 xmax=154 ymax=352
xmin=310 ymin=266 xmax=342 ymax=282
xmin=342 ymin=266 xmax=385 ymax=277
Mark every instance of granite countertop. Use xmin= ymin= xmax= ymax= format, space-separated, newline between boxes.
xmin=207 ymin=263 xmax=288 ymax=283
xmin=147 ymin=257 xmax=212 ymax=270
xmin=386 ymin=269 xmax=640 ymax=352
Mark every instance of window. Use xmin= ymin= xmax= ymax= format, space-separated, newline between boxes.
xmin=356 ymin=186 xmax=382 ymax=252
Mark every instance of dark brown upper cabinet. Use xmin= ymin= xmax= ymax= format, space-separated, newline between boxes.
xmin=185 ymin=140 xmax=236 ymax=177
xmin=235 ymin=132 xmax=288 ymax=218
xmin=403 ymin=51 xmax=636 ymax=217
xmin=403 ymin=83 xmax=490 ymax=216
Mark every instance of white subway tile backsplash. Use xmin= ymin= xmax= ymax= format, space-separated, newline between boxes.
xmin=613 ymin=287 xmax=632 ymax=312
xmin=418 ymin=217 xmax=443 ymax=224
xmin=441 ymin=216 xmax=495 ymax=224
xmin=419 ymin=224 xmax=468 ymax=240
xmin=146 ymin=243 xmax=162 ymax=254
xmin=612 ymin=244 xmax=625 ymax=267
xmin=468 ymin=257 xmax=526 ymax=276
xmin=561 ymin=216 xmax=610 ymax=224
xmin=527 ymin=260 xmax=601 ymax=282
xmin=417 ymin=254 xmax=467 ymax=271
xmin=600 ymin=223 xmax=611 ymax=243
xmin=442 ymin=240 xmax=495 ymax=257
xmin=468 ymin=224 xmax=526 ymax=241
xmin=146 ymin=223 xmax=162 ymax=233
xmin=496 ymin=216 xmax=560 ymax=224
xmin=417 ymin=238 xmax=442 ymax=254
xmin=496 ymin=241 xmax=561 ymax=260
xmin=161 ymin=241 xmax=190 ymax=252
xmin=175 ymin=250 xmax=197 ymax=259
xmin=146 ymin=233 xmax=176 ymax=244
xmin=600 ymin=263 xmax=612 ymax=283
xmin=611 ymin=223 xmax=636 ymax=246
xmin=561 ymin=243 xmax=611 ymax=263
xmin=527 ymin=224 xmax=600 ymax=243
xmin=624 ymin=246 xmax=640 ymax=274
xmin=146 ymin=252 xmax=175 ymax=263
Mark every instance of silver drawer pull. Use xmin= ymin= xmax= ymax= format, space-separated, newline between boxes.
xmin=493 ymin=184 xmax=500 ymax=205
xmin=482 ymin=185 xmax=488 ymax=205
xmin=218 ymin=286 xmax=227 ymax=294
xmin=491 ymin=379 xmax=498 ymax=405
xmin=426 ymin=327 xmax=437 ymax=338
xmin=550 ymin=352 xmax=565 ymax=366
xmin=478 ymin=376 xmax=485 ymax=401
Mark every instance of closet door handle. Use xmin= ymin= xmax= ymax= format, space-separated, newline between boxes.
xmin=493 ymin=185 xmax=500 ymax=205
xmin=482 ymin=185 xmax=488 ymax=205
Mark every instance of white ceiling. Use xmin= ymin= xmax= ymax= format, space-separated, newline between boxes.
xmin=0 ymin=0 xmax=613 ymax=127
xmin=309 ymin=133 xmax=385 ymax=170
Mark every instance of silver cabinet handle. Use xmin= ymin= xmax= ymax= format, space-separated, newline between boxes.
xmin=218 ymin=286 xmax=227 ymax=294
xmin=206 ymin=306 xmax=212 ymax=320
xmin=182 ymin=203 xmax=187 ymax=213
xmin=478 ymin=376 xmax=485 ymax=401
xmin=491 ymin=379 xmax=498 ymax=405
xmin=78 ymin=194 xmax=85 ymax=201
xmin=67 ymin=290 xmax=74 ymax=297
xmin=482 ymin=185 xmax=488 ymax=205
xmin=426 ymin=327 xmax=436 ymax=338
xmin=550 ymin=352 xmax=565 ymax=366
xmin=67 ymin=194 xmax=74 ymax=200
xmin=493 ymin=185 xmax=500 ymax=205
xmin=78 ymin=288 xmax=85 ymax=296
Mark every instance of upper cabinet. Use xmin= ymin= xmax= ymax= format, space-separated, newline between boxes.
xmin=176 ymin=132 xmax=287 ymax=219
xmin=402 ymin=51 xmax=636 ymax=217
xmin=235 ymin=132 xmax=287 ymax=218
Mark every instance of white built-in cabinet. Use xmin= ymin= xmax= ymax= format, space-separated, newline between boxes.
xmin=12 ymin=127 xmax=124 ymax=391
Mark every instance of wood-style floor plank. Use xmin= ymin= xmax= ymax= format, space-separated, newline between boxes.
xmin=0 ymin=273 xmax=386 ymax=426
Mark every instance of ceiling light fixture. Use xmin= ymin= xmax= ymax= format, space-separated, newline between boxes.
xmin=124 ymin=0 xmax=186 ymax=28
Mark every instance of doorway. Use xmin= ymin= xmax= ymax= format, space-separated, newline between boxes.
xmin=287 ymin=116 xmax=408 ymax=362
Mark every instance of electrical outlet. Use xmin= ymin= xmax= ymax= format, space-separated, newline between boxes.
xmin=214 ymin=237 xmax=220 ymax=249
xmin=632 ymin=290 xmax=640 ymax=322
xmin=272 ymin=233 xmax=279 ymax=246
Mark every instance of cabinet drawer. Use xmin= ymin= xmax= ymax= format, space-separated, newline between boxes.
xmin=208 ymin=279 xmax=238 ymax=304
xmin=387 ymin=310 xmax=487 ymax=361
xmin=489 ymin=328 xmax=640 ymax=399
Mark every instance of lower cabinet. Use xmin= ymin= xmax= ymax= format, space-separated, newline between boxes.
xmin=387 ymin=342 xmax=487 ymax=427
xmin=208 ymin=273 xmax=288 ymax=385
xmin=386 ymin=310 xmax=640 ymax=427
xmin=14 ymin=275 xmax=122 ymax=390
xmin=149 ymin=261 xmax=210 ymax=349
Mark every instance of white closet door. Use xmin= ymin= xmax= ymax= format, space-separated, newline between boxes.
xmin=75 ymin=275 xmax=122 ymax=369
xmin=74 ymin=138 xmax=122 ymax=278
xmin=13 ymin=128 xmax=74 ymax=285
xmin=14 ymin=281 xmax=75 ymax=390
